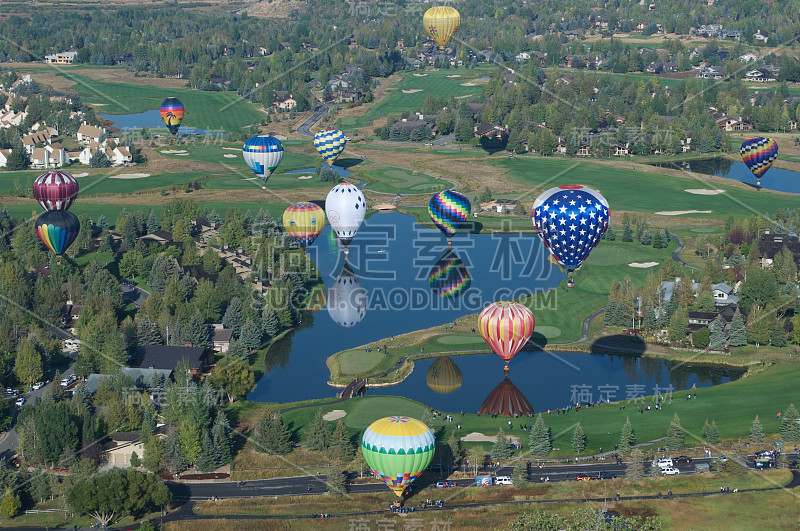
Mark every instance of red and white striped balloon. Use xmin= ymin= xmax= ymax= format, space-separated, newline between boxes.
xmin=478 ymin=302 xmax=535 ymax=363
xmin=32 ymin=170 xmax=79 ymax=211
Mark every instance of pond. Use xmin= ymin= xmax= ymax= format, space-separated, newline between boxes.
xmin=249 ymin=212 xmax=743 ymax=409
xmin=100 ymin=109 xmax=228 ymax=136
xmin=647 ymin=157 xmax=800 ymax=193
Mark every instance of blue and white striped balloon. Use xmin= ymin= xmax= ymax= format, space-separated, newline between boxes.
xmin=243 ymin=135 xmax=284 ymax=182
xmin=314 ymin=129 xmax=347 ymax=166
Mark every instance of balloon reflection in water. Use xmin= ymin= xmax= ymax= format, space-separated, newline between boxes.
xmin=428 ymin=249 xmax=471 ymax=299
xmin=327 ymin=263 xmax=367 ymax=327
xmin=479 ymin=376 xmax=534 ymax=417
xmin=426 ymin=357 xmax=463 ymax=394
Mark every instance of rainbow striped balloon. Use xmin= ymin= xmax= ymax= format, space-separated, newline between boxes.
xmin=740 ymin=137 xmax=778 ymax=184
xmin=428 ymin=249 xmax=471 ymax=298
xmin=35 ymin=210 xmax=79 ymax=256
xmin=361 ymin=416 xmax=435 ymax=496
xmin=314 ymin=129 xmax=347 ymax=166
xmin=478 ymin=301 xmax=535 ymax=365
xmin=282 ymin=202 xmax=325 ymax=249
xmin=428 ymin=190 xmax=471 ymax=239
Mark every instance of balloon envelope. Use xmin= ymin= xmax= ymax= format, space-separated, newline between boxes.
xmin=35 ymin=210 xmax=79 ymax=256
xmin=327 ymin=263 xmax=367 ymax=327
xmin=361 ymin=416 xmax=435 ymax=496
xmin=426 ymin=357 xmax=463 ymax=394
xmin=740 ymin=137 xmax=778 ymax=182
xmin=33 ymin=170 xmax=78 ymax=211
xmin=283 ymin=202 xmax=325 ymax=249
xmin=314 ymin=129 xmax=347 ymax=166
xmin=428 ymin=249 xmax=470 ymax=298
xmin=478 ymin=302 xmax=535 ymax=363
xmin=423 ymin=6 xmax=461 ymax=49
xmin=531 ymin=185 xmax=609 ymax=273
xmin=325 ymin=183 xmax=366 ymax=247
xmin=243 ymin=135 xmax=284 ymax=181
xmin=160 ymin=97 xmax=184 ymax=135
xmin=428 ymin=190 xmax=470 ymax=239
xmin=479 ymin=376 xmax=534 ymax=417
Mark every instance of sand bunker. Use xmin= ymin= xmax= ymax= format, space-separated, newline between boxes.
xmin=402 ymin=89 xmax=424 ymax=94
xmin=297 ymin=175 xmax=313 ymax=180
xmin=460 ymin=82 xmax=477 ymax=86
xmin=242 ymin=177 xmax=259 ymax=181
xmin=655 ymin=210 xmax=712 ymax=216
xmin=173 ymin=153 xmax=189 ymax=156
xmin=222 ymin=147 xmax=241 ymax=151
xmin=461 ymin=432 xmax=520 ymax=444
xmin=446 ymin=74 xmax=461 ymax=78
xmin=685 ymin=189 xmax=726 ymax=195
xmin=223 ymin=154 xmax=237 ymax=158
xmin=629 ymin=261 xmax=660 ymax=268
xmin=161 ymin=149 xmax=188 ymax=154
xmin=72 ymin=172 xmax=89 ymax=177
xmin=455 ymin=94 xmax=474 ymax=99
xmin=373 ymin=203 xmax=397 ymax=210
xmin=110 ymin=173 xmax=151 ymax=180
xmin=412 ymin=73 xmax=428 ymax=77
xmin=323 ymin=409 xmax=346 ymax=421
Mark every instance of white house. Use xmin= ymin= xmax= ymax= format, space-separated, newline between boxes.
xmin=22 ymin=131 xmax=51 ymax=154
xmin=76 ymin=122 xmax=106 ymax=144
xmin=515 ymin=52 xmax=531 ymax=62
xmin=108 ymin=146 xmax=132 ymax=166
xmin=45 ymin=143 xmax=68 ymax=167
xmin=78 ymin=142 xmax=105 ymax=165
xmin=0 ymin=149 xmax=11 ymax=168
xmin=739 ymin=53 xmax=758 ymax=63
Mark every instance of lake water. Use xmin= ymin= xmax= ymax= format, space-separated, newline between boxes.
xmin=648 ymin=157 xmax=800 ymax=193
xmin=248 ymin=212 xmax=743 ymax=408
xmin=100 ymin=109 xmax=228 ymax=136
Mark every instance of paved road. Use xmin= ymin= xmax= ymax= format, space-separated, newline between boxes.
xmin=296 ymin=101 xmax=329 ymax=137
xmin=122 ymin=284 xmax=150 ymax=307
xmin=669 ymin=232 xmax=700 ymax=270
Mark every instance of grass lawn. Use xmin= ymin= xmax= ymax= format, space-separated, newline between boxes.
xmin=337 ymin=67 xmax=494 ymax=130
xmin=156 ymin=142 xmax=319 ymax=172
xmin=360 ymin=166 xmax=447 ymax=194
xmin=56 ymin=71 xmax=262 ymax=133
xmin=73 ymin=251 xmax=115 ymax=268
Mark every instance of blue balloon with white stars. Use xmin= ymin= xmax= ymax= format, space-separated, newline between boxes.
xmin=531 ymin=185 xmax=610 ymax=272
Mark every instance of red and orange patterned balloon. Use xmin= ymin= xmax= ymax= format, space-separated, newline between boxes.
xmin=478 ymin=301 xmax=535 ymax=369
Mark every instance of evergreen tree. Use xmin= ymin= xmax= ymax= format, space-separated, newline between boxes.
xmin=185 ymin=311 xmax=211 ymax=348
xmin=448 ymin=432 xmax=461 ymax=469
xmin=701 ymin=419 xmax=711 ymax=442
xmin=0 ymin=489 xmax=21 ymax=518
xmin=491 ymin=428 xmax=515 ymax=459
xmin=667 ymin=305 xmax=689 ymax=342
xmin=642 ymin=303 xmax=657 ymax=331
xmin=771 ymin=320 xmax=787 ymax=347
xmin=146 ymin=211 xmax=160 ymax=233
xmin=605 ymin=228 xmax=616 ymax=241
xmin=196 ymin=432 xmax=218 ymax=472
xmin=706 ymin=420 xmax=720 ymax=446
xmin=97 ymin=215 xmax=109 ymax=229
xmin=750 ymin=415 xmax=764 ymax=444
xmin=571 ymin=423 xmax=586 ymax=454
xmin=141 ymin=409 xmax=155 ymax=445
xmin=512 ymin=460 xmax=528 ymax=486
xmin=618 ymin=417 xmax=636 ymax=454
xmin=729 ymin=308 xmax=747 ymax=347
xmin=621 ymin=226 xmax=633 ymax=242
xmin=709 ymin=315 xmax=726 ymax=351
xmin=626 ymin=448 xmax=645 ymax=482
xmin=163 ymin=429 xmax=188 ymax=475
xmin=305 ymin=410 xmax=330 ymax=452
xmin=666 ymin=413 xmax=685 ymax=450
xmin=239 ymin=320 xmax=263 ymax=351
xmin=89 ymin=149 xmax=112 ymax=168
xmin=222 ymin=297 xmax=244 ymax=337
xmin=328 ymin=420 xmax=354 ymax=462
xmin=211 ymin=410 xmax=233 ymax=466
xmin=136 ymin=319 xmax=163 ymax=346
xmin=780 ymin=404 xmax=800 ymax=442
xmin=253 ymin=410 xmax=292 ymax=455
xmin=420 ymin=409 xmax=434 ymax=428
xmin=261 ymin=309 xmax=280 ymax=340
xmin=529 ymin=414 xmax=552 ymax=456
xmin=326 ymin=467 xmax=347 ymax=496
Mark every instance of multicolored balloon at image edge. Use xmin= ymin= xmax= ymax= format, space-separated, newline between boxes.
xmin=740 ymin=137 xmax=778 ymax=184
xmin=160 ymin=97 xmax=184 ymax=135
xmin=282 ymin=202 xmax=325 ymax=249
xmin=35 ymin=210 xmax=79 ymax=256
xmin=32 ymin=170 xmax=79 ymax=211
xmin=314 ymin=129 xmax=347 ymax=166
xmin=428 ymin=249 xmax=470 ymax=298
xmin=428 ymin=189 xmax=471 ymax=240
xmin=243 ymin=135 xmax=284 ymax=182
xmin=361 ymin=416 xmax=435 ymax=496
xmin=531 ymin=185 xmax=609 ymax=274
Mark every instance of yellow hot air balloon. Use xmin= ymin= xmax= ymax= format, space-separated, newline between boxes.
xmin=423 ymin=6 xmax=461 ymax=50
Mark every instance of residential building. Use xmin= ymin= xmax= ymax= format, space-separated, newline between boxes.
xmin=0 ymin=149 xmax=11 ymax=168
xmin=212 ymin=325 xmax=233 ymax=353
xmin=43 ymin=51 xmax=77 ymax=64
xmin=76 ymin=122 xmax=106 ymax=144
xmin=135 ymin=345 xmax=212 ymax=377
xmin=22 ymin=131 xmax=51 ymax=154
xmin=744 ymin=68 xmax=776 ymax=82
xmin=515 ymin=52 xmax=531 ymax=63
xmin=272 ymin=91 xmax=297 ymax=110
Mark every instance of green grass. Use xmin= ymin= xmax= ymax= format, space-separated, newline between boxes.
xmin=360 ymin=166 xmax=447 ymax=194
xmin=156 ymin=142 xmax=318 ymax=172
xmin=492 ymin=157 xmax=800 ymax=218
xmin=337 ymin=67 xmax=495 ymax=130
xmin=55 ymin=71 xmax=262 ymax=132
xmin=73 ymin=251 xmax=114 ymax=267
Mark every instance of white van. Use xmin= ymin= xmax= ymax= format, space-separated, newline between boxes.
xmin=655 ymin=458 xmax=673 ymax=469
xmin=494 ymin=476 xmax=513 ymax=485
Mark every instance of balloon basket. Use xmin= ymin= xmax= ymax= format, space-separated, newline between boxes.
xmin=447 ymin=239 xmax=452 ymax=248
xmin=503 ymin=363 xmax=509 ymax=375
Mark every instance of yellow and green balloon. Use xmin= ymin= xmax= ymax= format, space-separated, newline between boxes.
xmin=361 ymin=416 xmax=435 ymax=496
xmin=423 ymin=6 xmax=461 ymax=49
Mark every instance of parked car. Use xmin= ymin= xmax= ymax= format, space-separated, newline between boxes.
xmin=661 ymin=467 xmax=680 ymax=476
xmin=596 ymin=471 xmax=617 ymax=480
xmin=674 ymin=456 xmax=692 ymax=463
xmin=715 ymin=455 xmax=728 ymax=464
xmin=32 ymin=382 xmax=44 ymax=390
xmin=435 ymin=481 xmax=455 ymax=488
xmin=61 ymin=376 xmax=76 ymax=387
xmin=15 ymin=397 xmax=25 ymax=407
xmin=576 ymin=474 xmax=594 ymax=481
xmin=424 ymin=142 xmax=433 ymax=146
xmin=494 ymin=476 xmax=513 ymax=485
xmin=655 ymin=458 xmax=674 ymax=469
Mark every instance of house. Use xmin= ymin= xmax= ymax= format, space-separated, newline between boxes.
xmin=212 ymin=325 xmax=233 ymax=353
xmin=715 ymin=115 xmax=752 ymax=131
xmin=272 ymin=91 xmax=296 ymax=110
xmin=76 ymin=122 xmax=106 ymax=144
xmin=103 ymin=426 xmax=166 ymax=465
xmin=515 ymin=52 xmax=531 ymax=63
xmin=744 ymin=68 xmax=776 ymax=82
xmin=45 ymin=144 xmax=68 ymax=167
xmin=138 ymin=230 xmax=175 ymax=247
xmin=328 ymin=78 xmax=350 ymax=90
xmin=0 ymin=149 xmax=11 ymax=168
xmin=135 ymin=345 xmax=212 ymax=377
xmin=696 ymin=66 xmax=723 ymax=80
xmin=43 ymin=51 xmax=77 ymax=64
xmin=0 ymin=109 xmax=26 ymax=128
xmin=614 ymin=143 xmax=630 ymax=156
xmin=533 ymin=52 xmax=548 ymax=66
xmin=718 ymin=29 xmax=743 ymax=40
xmin=121 ymin=367 xmax=174 ymax=388
xmin=740 ymin=53 xmax=759 ymax=63
xmin=30 ymin=147 xmax=49 ymax=168
xmin=754 ymin=32 xmax=768 ymax=43
xmin=337 ymin=88 xmax=363 ymax=103
xmin=109 ymin=146 xmax=132 ymax=165
xmin=481 ymin=199 xmax=518 ymax=213
xmin=577 ymin=143 xmax=591 ymax=156
xmin=759 ymin=232 xmax=800 ymax=269
xmin=646 ymin=61 xmax=677 ymax=74
xmin=60 ymin=301 xmax=81 ymax=328
xmin=404 ymin=57 xmax=423 ymax=69
xmin=474 ymin=123 xmax=508 ymax=141
xmin=711 ymin=283 xmax=739 ymax=306
xmin=22 ymin=131 xmax=51 ymax=154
